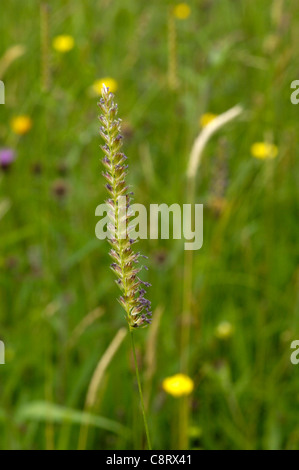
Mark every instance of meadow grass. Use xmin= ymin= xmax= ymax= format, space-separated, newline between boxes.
xmin=0 ymin=0 xmax=299 ymax=450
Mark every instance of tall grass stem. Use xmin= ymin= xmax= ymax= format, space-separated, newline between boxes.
xmin=130 ymin=328 xmax=152 ymax=450
xmin=178 ymin=104 xmax=243 ymax=449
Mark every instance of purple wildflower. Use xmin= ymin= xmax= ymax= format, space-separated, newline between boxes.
xmin=0 ymin=148 xmax=15 ymax=170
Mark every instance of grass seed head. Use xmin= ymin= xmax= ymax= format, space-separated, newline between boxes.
xmin=98 ymin=85 xmax=151 ymax=329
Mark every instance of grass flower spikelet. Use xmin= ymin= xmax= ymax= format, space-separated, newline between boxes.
xmin=98 ymin=85 xmax=151 ymax=329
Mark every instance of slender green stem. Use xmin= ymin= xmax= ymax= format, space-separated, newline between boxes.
xmin=178 ymin=396 xmax=189 ymax=450
xmin=178 ymin=177 xmax=195 ymax=449
xmin=129 ymin=328 xmax=152 ymax=450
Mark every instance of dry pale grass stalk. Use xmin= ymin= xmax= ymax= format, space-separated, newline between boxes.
xmin=85 ymin=327 xmax=127 ymax=409
xmin=78 ymin=327 xmax=127 ymax=450
xmin=67 ymin=307 xmax=104 ymax=349
xmin=0 ymin=45 xmax=26 ymax=78
xmin=179 ymin=104 xmax=243 ymax=449
xmin=187 ymin=105 xmax=243 ymax=181
xmin=182 ymin=104 xmax=243 ymax=367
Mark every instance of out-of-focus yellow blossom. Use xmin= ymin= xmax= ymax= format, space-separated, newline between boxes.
xmin=174 ymin=3 xmax=191 ymax=20
xmin=162 ymin=373 xmax=194 ymax=397
xmin=92 ymin=77 xmax=118 ymax=95
xmin=199 ymin=113 xmax=218 ymax=128
xmin=10 ymin=115 xmax=32 ymax=135
xmin=251 ymin=142 xmax=278 ymax=159
xmin=52 ymin=35 xmax=75 ymax=53
xmin=215 ymin=321 xmax=234 ymax=340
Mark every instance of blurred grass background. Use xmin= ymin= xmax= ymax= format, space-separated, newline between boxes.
xmin=0 ymin=0 xmax=299 ymax=450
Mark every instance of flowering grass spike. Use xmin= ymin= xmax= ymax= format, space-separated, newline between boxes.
xmin=98 ymin=85 xmax=151 ymax=329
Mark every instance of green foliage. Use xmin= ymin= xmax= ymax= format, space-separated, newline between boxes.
xmin=0 ymin=0 xmax=298 ymax=450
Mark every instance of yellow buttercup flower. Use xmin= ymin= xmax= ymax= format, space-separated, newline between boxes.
xmin=162 ymin=373 xmax=194 ymax=397
xmin=52 ymin=35 xmax=75 ymax=53
xmin=174 ymin=3 xmax=191 ymax=20
xmin=10 ymin=115 xmax=32 ymax=135
xmin=215 ymin=321 xmax=234 ymax=340
xmin=199 ymin=113 xmax=218 ymax=128
xmin=251 ymin=142 xmax=278 ymax=159
xmin=92 ymin=77 xmax=118 ymax=95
